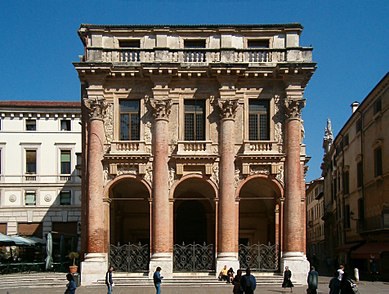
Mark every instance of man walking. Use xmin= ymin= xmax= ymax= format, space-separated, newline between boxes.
xmin=105 ymin=265 xmax=114 ymax=294
xmin=241 ymin=267 xmax=256 ymax=294
xmin=307 ymin=266 xmax=319 ymax=294
xmin=153 ymin=266 xmax=163 ymax=294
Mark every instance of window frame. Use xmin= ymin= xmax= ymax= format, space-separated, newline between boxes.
xmin=248 ymin=99 xmax=270 ymax=141
xmin=119 ymin=99 xmax=140 ymax=141
xmin=25 ymin=190 xmax=36 ymax=206
xmin=60 ymin=150 xmax=72 ymax=175
xmin=59 ymin=190 xmax=72 ymax=205
xmin=60 ymin=119 xmax=71 ymax=131
xmin=25 ymin=119 xmax=36 ymax=131
xmin=374 ymin=146 xmax=383 ymax=177
xmin=184 ymin=99 xmax=206 ymax=141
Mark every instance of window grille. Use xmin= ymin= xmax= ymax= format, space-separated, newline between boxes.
xmin=120 ymin=100 xmax=140 ymax=140
xmin=249 ymin=100 xmax=269 ymax=140
xmin=184 ymin=100 xmax=205 ymax=141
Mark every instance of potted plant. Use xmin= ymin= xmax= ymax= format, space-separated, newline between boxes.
xmin=68 ymin=251 xmax=79 ymax=273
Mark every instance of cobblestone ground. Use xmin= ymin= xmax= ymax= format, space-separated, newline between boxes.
xmin=1 ymin=280 xmax=389 ymax=294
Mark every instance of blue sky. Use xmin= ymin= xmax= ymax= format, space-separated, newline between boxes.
xmin=0 ymin=0 xmax=388 ymax=181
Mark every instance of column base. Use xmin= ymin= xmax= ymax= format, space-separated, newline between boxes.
xmin=281 ymin=252 xmax=310 ymax=285
xmin=149 ymin=252 xmax=173 ymax=279
xmin=216 ymin=252 xmax=240 ymax=279
xmin=80 ymin=253 xmax=108 ymax=286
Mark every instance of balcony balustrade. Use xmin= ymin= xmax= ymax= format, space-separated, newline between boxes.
xmin=242 ymin=141 xmax=278 ymax=154
xmin=110 ymin=141 xmax=148 ymax=154
xmin=91 ymin=47 xmax=312 ymax=64
xmin=176 ymin=141 xmax=214 ymax=155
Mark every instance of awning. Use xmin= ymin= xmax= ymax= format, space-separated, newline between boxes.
xmin=8 ymin=235 xmax=46 ymax=246
xmin=0 ymin=233 xmax=16 ymax=246
xmin=351 ymin=242 xmax=389 ymax=259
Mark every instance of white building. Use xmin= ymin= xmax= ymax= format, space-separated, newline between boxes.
xmin=0 ymin=101 xmax=82 ymax=258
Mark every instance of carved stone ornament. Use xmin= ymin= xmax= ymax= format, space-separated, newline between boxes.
xmin=104 ymin=103 xmax=114 ymax=144
xmin=84 ymin=96 xmax=108 ymax=119
xmin=117 ymin=165 xmax=138 ymax=176
xmin=44 ymin=194 xmax=52 ymax=202
xmin=143 ymin=162 xmax=153 ymax=186
xmin=145 ymin=95 xmax=172 ymax=120
xmin=168 ymin=167 xmax=176 ymax=190
xmin=285 ymin=98 xmax=305 ymax=119
xmin=213 ymin=98 xmax=239 ymax=119
xmin=234 ymin=169 xmax=242 ymax=188
xmin=211 ymin=163 xmax=219 ymax=186
xmin=250 ymin=165 xmax=270 ymax=175
xmin=9 ymin=194 xmax=17 ymax=203
xmin=275 ymin=165 xmax=285 ymax=186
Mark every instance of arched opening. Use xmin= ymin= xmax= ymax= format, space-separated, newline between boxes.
xmin=109 ymin=177 xmax=150 ymax=245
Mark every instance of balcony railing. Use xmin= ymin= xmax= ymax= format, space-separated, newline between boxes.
xmin=176 ymin=141 xmax=214 ymax=155
xmin=110 ymin=141 xmax=148 ymax=154
xmin=242 ymin=141 xmax=279 ymax=154
xmin=89 ymin=47 xmax=313 ymax=64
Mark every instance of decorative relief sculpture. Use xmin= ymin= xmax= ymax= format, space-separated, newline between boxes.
xmin=104 ymin=103 xmax=114 ymax=144
xmin=117 ymin=165 xmax=138 ymax=175
xmin=211 ymin=163 xmax=219 ymax=186
xmin=84 ymin=96 xmax=108 ymax=119
xmin=144 ymin=121 xmax=152 ymax=144
xmin=143 ymin=163 xmax=153 ymax=186
xmin=250 ymin=165 xmax=270 ymax=175
xmin=168 ymin=167 xmax=176 ymax=190
xmin=275 ymin=165 xmax=284 ymax=186
xmin=234 ymin=169 xmax=242 ymax=188
xmin=145 ymin=95 xmax=172 ymax=120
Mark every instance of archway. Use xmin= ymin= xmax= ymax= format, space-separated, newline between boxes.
xmin=238 ymin=176 xmax=281 ymax=271
xmin=172 ymin=176 xmax=216 ymax=271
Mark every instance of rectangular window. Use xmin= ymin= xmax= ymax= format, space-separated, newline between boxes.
xmin=60 ymin=120 xmax=71 ymax=131
xmin=184 ymin=100 xmax=205 ymax=141
xmin=25 ymin=191 xmax=36 ymax=206
xmin=374 ymin=98 xmax=382 ymax=114
xmin=61 ymin=150 xmax=71 ymax=175
xmin=26 ymin=120 xmax=36 ymax=131
xmin=343 ymin=171 xmax=349 ymax=194
xmin=374 ymin=147 xmax=383 ymax=177
xmin=248 ymin=39 xmax=269 ymax=48
xmin=357 ymin=161 xmax=363 ymax=187
xmin=119 ymin=39 xmax=140 ymax=48
xmin=119 ymin=100 xmax=140 ymax=140
xmin=356 ymin=118 xmax=362 ymax=133
xmin=343 ymin=134 xmax=349 ymax=148
xmin=60 ymin=191 xmax=71 ymax=205
xmin=249 ymin=99 xmax=270 ymax=140
xmin=184 ymin=39 xmax=206 ymax=48
xmin=26 ymin=150 xmax=37 ymax=174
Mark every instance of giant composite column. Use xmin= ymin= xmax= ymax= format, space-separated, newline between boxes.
xmin=81 ymin=96 xmax=108 ymax=285
xmin=214 ymin=93 xmax=240 ymax=276
xmin=146 ymin=88 xmax=173 ymax=278
xmin=282 ymin=84 xmax=310 ymax=284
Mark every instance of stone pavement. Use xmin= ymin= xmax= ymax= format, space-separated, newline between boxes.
xmin=1 ymin=279 xmax=389 ymax=294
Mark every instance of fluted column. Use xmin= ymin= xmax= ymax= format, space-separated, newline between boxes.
xmin=213 ymin=96 xmax=240 ymax=275
xmin=147 ymin=94 xmax=173 ymax=278
xmin=281 ymin=85 xmax=309 ymax=284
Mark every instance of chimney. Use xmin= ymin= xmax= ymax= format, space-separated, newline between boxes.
xmin=351 ymin=101 xmax=359 ymax=113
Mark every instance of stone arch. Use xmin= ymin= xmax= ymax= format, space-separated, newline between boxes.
xmin=104 ymin=174 xmax=152 ymax=198
xmin=171 ymin=174 xmax=217 ymax=245
xmin=235 ymin=174 xmax=284 ymax=199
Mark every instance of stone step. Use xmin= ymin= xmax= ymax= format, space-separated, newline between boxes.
xmin=0 ymin=272 xmax=68 ymax=289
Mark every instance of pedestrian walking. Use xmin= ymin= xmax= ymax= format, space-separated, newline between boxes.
xmin=65 ymin=273 xmax=76 ymax=294
xmin=105 ymin=265 xmax=114 ymax=294
xmin=337 ymin=264 xmax=345 ymax=281
xmin=339 ymin=272 xmax=355 ymax=294
xmin=307 ymin=266 xmax=318 ymax=294
xmin=232 ymin=269 xmax=243 ymax=294
xmin=281 ymin=266 xmax=294 ymax=292
xmin=329 ymin=271 xmax=341 ymax=294
xmin=153 ymin=266 xmax=163 ymax=294
xmin=240 ymin=267 xmax=256 ymax=294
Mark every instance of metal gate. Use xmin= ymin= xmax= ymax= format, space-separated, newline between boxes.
xmin=109 ymin=243 xmax=149 ymax=272
xmin=173 ymin=242 xmax=215 ymax=272
xmin=238 ymin=243 xmax=279 ymax=271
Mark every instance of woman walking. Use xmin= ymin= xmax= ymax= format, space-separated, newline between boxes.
xmin=282 ymin=266 xmax=294 ymax=292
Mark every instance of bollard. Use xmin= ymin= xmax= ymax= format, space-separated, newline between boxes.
xmin=354 ymin=267 xmax=359 ymax=282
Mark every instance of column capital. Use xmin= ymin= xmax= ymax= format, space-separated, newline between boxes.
xmin=211 ymin=96 xmax=239 ymax=120
xmin=84 ymin=96 xmax=108 ymax=120
xmin=284 ymin=98 xmax=305 ymax=119
xmin=146 ymin=95 xmax=172 ymax=121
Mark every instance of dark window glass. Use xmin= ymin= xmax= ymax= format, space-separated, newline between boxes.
xmin=344 ymin=205 xmax=351 ymax=229
xmin=119 ymin=39 xmax=140 ymax=48
xmin=184 ymin=40 xmax=206 ymax=48
xmin=374 ymin=147 xmax=383 ymax=177
xmin=374 ymin=98 xmax=382 ymax=114
xmin=61 ymin=150 xmax=71 ymax=174
xmin=26 ymin=120 xmax=36 ymax=131
xmin=26 ymin=150 xmax=36 ymax=173
xmin=25 ymin=191 xmax=36 ymax=206
xmin=249 ymin=99 xmax=270 ymax=140
xmin=248 ymin=39 xmax=269 ymax=48
xmin=60 ymin=120 xmax=71 ymax=131
xmin=60 ymin=191 xmax=71 ymax=205
xmin=356 ymin=118 xmax=362 ymax=133
xmin=184 ymin=100 xmax=205 ymax=141
xmin=357 ymin=161 xmax=363 ymax=187
xmin=120 ymin=100 xmax=140 ymax=140
xmin=343 ymin=171 xmax=349 ymax=194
